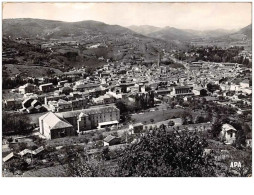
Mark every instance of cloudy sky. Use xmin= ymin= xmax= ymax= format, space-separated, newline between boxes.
xmin=3 ymin=2 xmax=252 ymax=30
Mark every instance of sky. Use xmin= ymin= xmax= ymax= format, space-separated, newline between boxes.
xmin=2 ymin=2 xmax=252 ymax=30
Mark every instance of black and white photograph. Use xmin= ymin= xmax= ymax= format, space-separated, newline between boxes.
xmin=1 ymin=1 xmax=252 ymax=178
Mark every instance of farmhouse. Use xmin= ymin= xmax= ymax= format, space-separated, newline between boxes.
xmin=220 ymin=124 xmax=237 ymax=144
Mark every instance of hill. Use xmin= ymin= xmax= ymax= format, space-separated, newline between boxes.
xmin=148 ymin=26 xmax=199 ymax=41
xmin=3 ymin=18 xmax=184 ymax=78
xmin=3 ymin=18 xmax=135 ymax=39
xmin=127 ymin=25 xmax=161 ymax=35
xmin=234 ymin=24 xmax=252 ymax=39
xmin=147 ymin=27 xmax=238 ymax=42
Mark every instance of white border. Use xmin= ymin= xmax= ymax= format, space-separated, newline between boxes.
xmin=0 ymin=1 xmax=253 ymax=195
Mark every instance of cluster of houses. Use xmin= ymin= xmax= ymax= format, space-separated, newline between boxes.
xmin=2 ymin=50 xmax=252 ymax=147
xmin=3 ymin=146 xmax=44 ymax=163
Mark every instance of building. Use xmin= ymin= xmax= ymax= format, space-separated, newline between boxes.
xmin=44 ymin=94 xmax=66 ymax=105
xmin=47 ymin=98 xmax=88 ymax=112
xmin=220 ymin=124 xmax=237 ymax=144
xmin=58 ymin=80 xmax=68 ymax=86
xmin=19 ymin=83 xmax=37 ymax=94
xmin=129 ymin=123 xmax=144 ymax=134
xmin=39 ymin=112 xmax=75 ymax=139
xmin=48 ymin=99 xmax=72 ymax=112
xmin=3 ymin=98 xmax=23 ymax=109
xmin=189 ymin=62 xmax=202 ymax=70
xmin=3 ymin=152 xmax=19 ymax=162
xmin=223 ymin=63 xmax=237 ymax=69
xmin=92 ymin=94 xmax=116 ymax=105
xmin=246 ymin=132 xmax=252 ymax=148
xmin=73 ymin=83 xmax=100 ymax=92
xmin=21 ymin=98 xmax=45 ymax=113
xmin=55 ymin=105 xmax=120 ymax=132
xmin=39 ymin=83 xmax=53 ymax=93
xmin=240 ymin=80 xmax=250 ymax=88
xmin=104 ymin=135 xmax=121 ymax=146
xmin=170 ymin=86 xmax=194 ymax=97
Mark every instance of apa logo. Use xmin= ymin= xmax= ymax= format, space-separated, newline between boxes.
xmin=230 ymin=162 xmax=241 ymax=168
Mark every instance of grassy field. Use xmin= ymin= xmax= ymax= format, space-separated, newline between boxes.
xmin=131 ymin=107 xmax=208 ymax=124
xmin=131 ymin=108 xmax=185 ymax=124
xmin=2 ymin=89 xmax=24 ymax=99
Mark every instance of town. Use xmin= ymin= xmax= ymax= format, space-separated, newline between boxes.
xmin=2 ymin=16 xmax=252 ymax=177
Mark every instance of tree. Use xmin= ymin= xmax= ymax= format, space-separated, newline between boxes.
xmin=210 ymin=118 xmax=224 ymax=139
xmin=65 ymin=153 xmax=98 ymax=177
xmin=168 ymin=121 xmax=175 ymax=127
xmin=102 ymin=147 xmax=110 ymax=161
xmin=5 ymin=158 xmax=29 ymax=174
xmin=181 ymin=111 xmax=193 ymax=125
xmin=200 ymin=89 xmax=208 ymax=96
xmin=207 ymin=83 xmax=220 ymax=94
xmin=231 ymin=122 xmax=246 ymax=149
xmin=195 ymin=116 xmax=205 ymax=124
xmin=2 ymin=112 xmax=32 ymax=135
xmin=116 ymin=129 xmax=217 ymax=177
xmin=65 ymin=149 xmax=117 ymax=177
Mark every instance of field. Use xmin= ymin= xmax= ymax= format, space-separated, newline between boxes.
xmin=2 ymin=89 xmax=23 ymax=99
xmin=22 ymin=165 xmax=67 ymax=177
xmin=131 ymin=108 xmax=185 ymax=124
xmin=3 ymin=64 xmax=63 ymax=77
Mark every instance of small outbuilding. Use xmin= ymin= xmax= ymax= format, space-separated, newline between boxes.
xmin=104 ymin=135 xmax=121 ymax=146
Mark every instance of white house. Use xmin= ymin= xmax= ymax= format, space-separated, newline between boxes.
xmin=220 ymin=124 xmax=237 ymax=144
xmin=19 ymin=83 xmax=37 ymax=94
xmin=240 ymin=80 xmax=249 ymax=88
xmin=129 ymin=123 xmax=144 ymax=134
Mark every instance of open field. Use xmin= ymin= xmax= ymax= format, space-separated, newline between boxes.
xmin=131 ymin=108 xmax=185 ymax=123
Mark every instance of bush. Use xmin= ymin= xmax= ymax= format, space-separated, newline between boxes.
xmin=117 ymin=129 xmax=217 ymax=177
xmin=7 ymin=137 xmax=13 ymax=143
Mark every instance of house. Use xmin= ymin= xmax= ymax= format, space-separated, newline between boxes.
xmin=92 ymin=94 xmax=115 ymax=105
xmin=104 ymin=135 xmax=121 ymax=146
xmin=4 ymin=98 xmax=23 ymax=109
xmin=39 ymin=83 xmax=53 ymax=93
xmin=58 ymin=80 xmax=68 ymax=86
xmin=19 ymin=83 xmax=37 ymax=94
xmin=240 ymin=80 xmax=250 ymax=88
xmin=129 ymin=123 xmax=144 ymax=134
xmin=18 ymin=146 xmax=45 ymax=157
xmin=18 ymin=149 xmax=34 ymax=157
xmin=21 ymin=98 xmax=45 ymax=113
xmin=246 ymin=132 xmax=252 ymax=148
xmin=220 ymin=124 xmax=237 ymax=144
xmin=3 ymin=152 xmax=19 ymax=162
xmin=39 ymin=112 xmax=75 ymax=139
xmin=170 ymin=86 xmax=194 ymax=97
xmin=48 ymin=99 xmax=72 ymax=112
xmin=73 ymin=83 xmax=100 ymax=92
